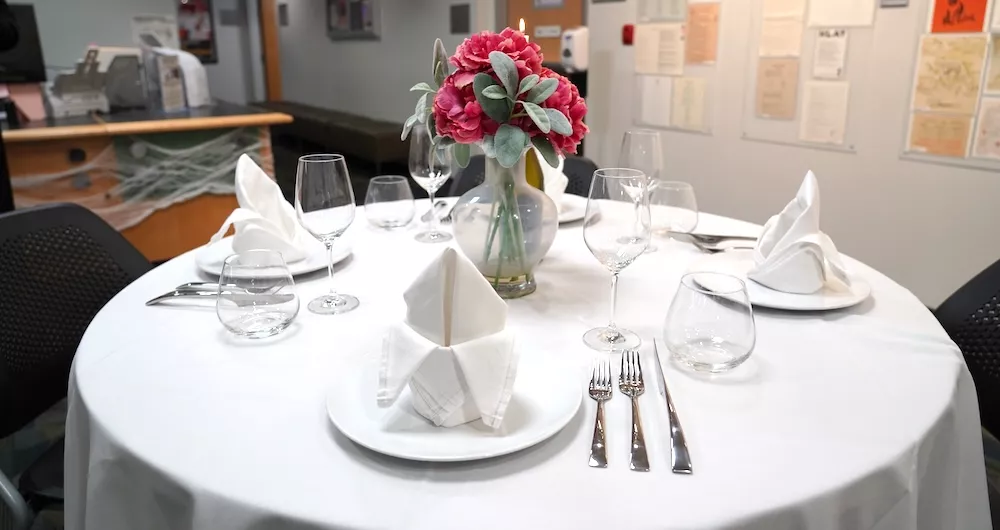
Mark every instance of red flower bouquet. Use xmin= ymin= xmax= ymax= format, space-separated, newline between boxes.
xmin=404 ymin=29 xmax=588 ymax=169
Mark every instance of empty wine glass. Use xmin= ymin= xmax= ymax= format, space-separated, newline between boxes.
xmin=650 ymin=181 xmax=698 ymax=238
xmin=365 ymin=175 xmax=415 ymax=229
xmin=619 ymin=130 xmax=661 ymax=251
xmin=664 ymin=272 xmax=756 ymax=373
xmin=217 ymin=250 xmax=300 ymax=339
xmin=582 ymin=168 xmax=651 ymax=352
xmin=294 ymin=154 xmax=360 ymax=314
xmin=409 ymin=123 xmax=453 ymax=243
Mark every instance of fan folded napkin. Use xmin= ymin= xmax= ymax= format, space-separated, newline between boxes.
xmin=209 ymin=154 xmax=313 ymax=262
xmin=377 ymin=248 xmax=519 ymax=429
xmin=538 ymin=150 xmax=569 ymax=212
xmin=748 ymin=171 xmax=852 ymax=294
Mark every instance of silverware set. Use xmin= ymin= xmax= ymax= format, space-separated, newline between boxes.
xmin=674 ymin=233 xmax=757 ymax=254
xmin=588 ymin=345 xmax=692 ymax=474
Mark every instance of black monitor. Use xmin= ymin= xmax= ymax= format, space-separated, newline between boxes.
xmin=0 ymin=4 xmax=45 ymax=83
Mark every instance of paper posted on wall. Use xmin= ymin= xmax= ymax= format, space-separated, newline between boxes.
xmin=634 ymin=23 xmax=686 ymax=76
xmin=813 ymin=29 xmax=848 ymax=79
xmin=756 ymin=57 xmax=800 ymax=120
xmin=807 ymin=0 xmax=875 ymax=27
xmin=799 ymin=81 xmax=849 ymax=145
xmin=912 ymin=34 xmax=988 ymax=114
xmin=639 ymin=75 xmax=673 ymax=128
xmin=972 ymin=98 xmax=1000 ymax=159
xmin=685 ymin=3 xmax=720 ymax=65
xmin=671 ymin=77 xmax=708 ymax=131
xmin=759 ymin=18 xmax=804 ymax=57
xmin=908 ymin=112 xmax=972 ymax=157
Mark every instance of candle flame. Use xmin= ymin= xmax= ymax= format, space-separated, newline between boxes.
xmin=519 ymin=18 xmax=528 ymax=41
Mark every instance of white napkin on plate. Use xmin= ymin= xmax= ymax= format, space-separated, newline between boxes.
xmin=538 ymin=150 xmax=568 ymax=212
xmin=209 ymin=154 xmax=313 ymax=262
xmin=377 ymin=248 xmax=519 ymax=429
xmin=748 ymin=171 xmax=852 ymax=294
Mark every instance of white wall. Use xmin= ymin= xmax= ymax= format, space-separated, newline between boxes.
xmin=587 ymin=0 xmax=1000 ymax=307
xmin=279 ymin=0 xmax=491 ymax=123
xmin=20 ymin=0 xmax=175 ymax=75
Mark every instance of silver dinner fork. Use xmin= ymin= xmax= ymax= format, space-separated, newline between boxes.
xmin=588 ymin=359 xmax=613 ymax=468
xmin=620 ymin=349 xmax=650 ymax=472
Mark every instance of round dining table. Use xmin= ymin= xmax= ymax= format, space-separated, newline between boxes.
xmin=65 ymin=203 xmax=989 ymax=530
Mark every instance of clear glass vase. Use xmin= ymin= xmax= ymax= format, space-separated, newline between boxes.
xmin=452 ymin=155 xmax=559 ymax=298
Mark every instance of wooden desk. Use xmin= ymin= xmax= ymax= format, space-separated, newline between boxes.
xmin=2 ymin=103 xmax=292 ymax=261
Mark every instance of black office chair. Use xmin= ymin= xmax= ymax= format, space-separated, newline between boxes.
xmin=0 ymin=203 xmax=152 ymax=530
xmin=935 ymin=258 xmax=1000 ymax=436
xmin=934 ymin=257 xmax=1000 ymax=529
xmin=447 ymin=154 xmax=598 ymax=198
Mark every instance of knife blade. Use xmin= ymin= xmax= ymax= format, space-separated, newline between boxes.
xmin=652 ymin=339 xmax=693 ymax=474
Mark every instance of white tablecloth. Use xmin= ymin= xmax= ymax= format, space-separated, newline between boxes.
xmin=65 ymin=205 xmax=990 ymax=530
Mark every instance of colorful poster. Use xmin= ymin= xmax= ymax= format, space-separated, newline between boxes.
xmin=908 ymin=112 xmax=972 ymax=157
xmin=931 ymin=0 xmax=988 ymax=33
xmin=912 ymin=34 xmax=988 ymax=114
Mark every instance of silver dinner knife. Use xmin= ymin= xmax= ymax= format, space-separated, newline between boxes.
xmin=146 ymin=290 xmax=295 ymax=307
xmin=652 ymin=339 xmax=693 ymax=474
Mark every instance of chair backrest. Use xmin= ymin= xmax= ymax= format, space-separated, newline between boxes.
xmin=935 ymin=258 xmax=1000 ymax=434
xmin=0 ymin=203 xmax=151 ymax=438
xmin=447 ymin=154 xmax=598 ymax=198
xmin=563 ymin=156 xmax=597 ymax=197
xmin=447 ymin=154 xmax=486 ymax=197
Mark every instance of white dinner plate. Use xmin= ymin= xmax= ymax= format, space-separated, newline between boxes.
xmin=326 ymin=351 xmax=582 ymax=462
xmin=195 ymin=236 xmax=351 ymax=277
xmin=689 ymin=249 xmax=872 ymax=311
xmin=559 ymin=194 xmax=587 ymax=224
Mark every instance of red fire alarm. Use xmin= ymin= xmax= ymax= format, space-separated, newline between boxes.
xmin=622 ymin=24 xmax=634 ymax=46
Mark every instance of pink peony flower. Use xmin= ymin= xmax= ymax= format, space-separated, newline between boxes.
xmin=433 ymin=73 xmax=499 ymax=144
xmin=535 ymin=69 xmax=589 ymax=155
xmin=450 ymin=28 xmax=543 ymax=86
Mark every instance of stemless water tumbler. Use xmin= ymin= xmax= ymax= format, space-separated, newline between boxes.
xmin=365 ymin=175 xmax=415 ymax=229
xmin=216 ymin=250 xmax=300 ymax=339
xmin=664 ymin=272 xmax=756 ymax=372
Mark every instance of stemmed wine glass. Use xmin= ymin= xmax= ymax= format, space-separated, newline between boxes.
xmin=409 ymin=123 xmax=453 ymax=243
xmin=294 ymin=154 xmax=359 ymax=314
xmin=582 ymin=168 xmax=651 ymax=351
xmin=618 ymin=130 xmax=662 ymax=251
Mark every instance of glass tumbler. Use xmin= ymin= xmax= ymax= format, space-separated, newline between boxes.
xmin=365 ymin=175 xmax=415 ymax=229
xmin=664 ymin=272 xmax=756 ymax=372
xmin=216 ymin=250 xmax=300 ymax=339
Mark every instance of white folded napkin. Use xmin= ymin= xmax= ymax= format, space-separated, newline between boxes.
xmin=209 ymin=154 xmax=312 ymax=262
xmin=377 ymin=248 xmax=519 ymax=429
xmin=748 ymin=171 xmax=852 ymax=294
xmin=538 ymin=150 xmax=568 ymax=212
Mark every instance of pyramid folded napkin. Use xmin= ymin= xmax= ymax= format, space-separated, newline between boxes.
xmin=377 ymin=248 xmax=519 ymax=429
xmin=748 ymin=171 xmax=852 ymax=294
xmin=209 ymin=154 xmax=313 ymax=262
xmin=539 ymin=152 xmax=569 ymax=212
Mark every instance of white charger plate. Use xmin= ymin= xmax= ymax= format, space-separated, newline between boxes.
xmin=559 ymin=194 xmax=587 ymax=224
xmin=326 ymin=351 xmax=582 ymax=462
xmin=195 ymin=236 xmax=351 ymax=277
xmin=690 ymin=249 xmax=872 ymax=311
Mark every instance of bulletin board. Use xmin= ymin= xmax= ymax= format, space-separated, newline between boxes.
xmin=632 ymin=0 xmax=722 ymax=136
xmin=739 ymin=0 xmax=876 ymax=154
xmin=899 ymin=0 xmax=1000 ymax=171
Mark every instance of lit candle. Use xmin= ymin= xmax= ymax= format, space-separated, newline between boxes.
xmin=520 ymin=18 xmax=528 ymax=41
